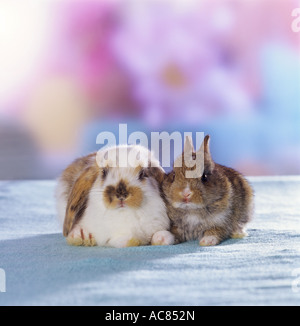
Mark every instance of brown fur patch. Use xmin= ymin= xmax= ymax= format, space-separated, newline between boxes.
xmin=103 ymin=185 xmax=115 ymax=204
xmin=126 ymin=186 xmax=143 ymax=208
xmin=61 ymin=153 xmax=97 ymax=197
xmin=103 ymin=185 xmax=118 ymax=209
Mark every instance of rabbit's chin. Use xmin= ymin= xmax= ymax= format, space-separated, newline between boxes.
xmin=107 ymin=203 xmax=141 ymax=210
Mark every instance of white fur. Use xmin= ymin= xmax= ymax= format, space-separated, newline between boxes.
xmin=185 ymin=214 xmax=201 ymax=227
xmin=55 ymin=179 xmax=68 ymax=227
xmin=96 ymin=144 xmax=159 ymax=169
xmin=172 ymin=202 xmax=204 ymax=209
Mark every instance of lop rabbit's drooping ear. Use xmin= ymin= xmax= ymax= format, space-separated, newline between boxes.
xmin=63 ymin=164 xmax=98 ymax=236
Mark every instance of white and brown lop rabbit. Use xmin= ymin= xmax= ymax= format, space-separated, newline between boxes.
xmin=162 ymin=135 xmax=254 ymax=246
xmin=56 ymin=145 xmax=175 ymax=247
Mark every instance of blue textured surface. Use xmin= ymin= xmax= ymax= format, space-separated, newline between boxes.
xmin=0 ymin=177 xmax=300 ymax=306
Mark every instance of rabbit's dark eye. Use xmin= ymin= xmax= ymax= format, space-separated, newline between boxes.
xmin=102 ymin=168 xmax=108 ymax=179
xmin=201 ymin=173 xmax=208 ymax=182
xmin=169 ymin=171 xmax=175 ymax=183
xmin=138 ymin=169 xmax=148 ymax=181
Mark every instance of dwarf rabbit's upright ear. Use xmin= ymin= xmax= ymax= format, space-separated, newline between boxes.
xmin=63 ymin=165 xmax=98 ymax=236
xmin=174 ymin=135 xmax=195 ymax=169
xmin=184 ymin=135 xmax=195 ymax=155
xmin=198 ymin=135 xmax=215 ymax=174
xmin=203 ymin=135 xmax=210 ymax=154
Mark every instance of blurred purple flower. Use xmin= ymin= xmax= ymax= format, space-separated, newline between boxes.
xmin=112 ymin=1 xmax=253 ymax=126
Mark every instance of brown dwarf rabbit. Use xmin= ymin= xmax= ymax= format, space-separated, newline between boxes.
xmin=162 ymin=135 xmax=254 ymax=246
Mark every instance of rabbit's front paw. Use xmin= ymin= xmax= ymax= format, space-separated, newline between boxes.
xmin=108 ymin=236 xmax=141 ymax=248
xmin=199 ymin=235 xmax=219 ymax=246
xmin=67 ymin=226 xmax=97 ymax=247
xmin=151 ymin=230 xmax=175 ymax=246
xmin=231 ymin=230 xmax=248 ymax=239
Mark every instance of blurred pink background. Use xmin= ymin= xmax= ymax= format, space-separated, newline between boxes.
xmin=0 ymin=0 xmax=299 ymax=179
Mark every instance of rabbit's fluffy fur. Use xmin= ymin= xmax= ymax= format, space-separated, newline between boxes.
xmin=56 ymin=145 xmax=174 ymax=247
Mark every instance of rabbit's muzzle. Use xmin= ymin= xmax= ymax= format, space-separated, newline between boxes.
xmin=103 ymin=179 xmax=143 ymax=209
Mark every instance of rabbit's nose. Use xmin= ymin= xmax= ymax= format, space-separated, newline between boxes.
xmin=116 ymin=180 xmax=129 ymax=200
xmin=183 ymin=193 xmax=191 ymax=202
xmin=116 ymin=192 xmax=129 ymax=200
xmin=182 ymin=188 xmax=192 ymax=198
xmin=182 ymin=187 xmax=193 ymax=202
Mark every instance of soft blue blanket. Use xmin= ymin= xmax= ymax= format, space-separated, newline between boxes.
xmin=0 ymin=177 xmax=300 ymax=306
